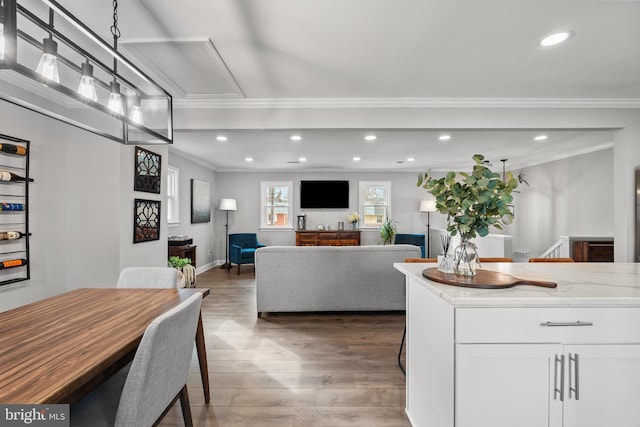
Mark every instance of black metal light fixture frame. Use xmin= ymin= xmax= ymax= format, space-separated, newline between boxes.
xmin=0 ymin=0 xmax=173 ymax=145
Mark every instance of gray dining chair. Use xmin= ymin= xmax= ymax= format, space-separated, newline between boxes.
xmin=70 ymin=292 xmax=203 ymax=427
xmin=116 ymin=267 xmax=177 ymax=288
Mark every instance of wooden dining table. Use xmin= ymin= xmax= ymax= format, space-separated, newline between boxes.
xmin=0 ymin=287 xmax=211 ymax=404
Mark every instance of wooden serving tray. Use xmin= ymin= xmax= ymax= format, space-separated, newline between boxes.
xmin=422 ymin=267 xmax=557 ymax=289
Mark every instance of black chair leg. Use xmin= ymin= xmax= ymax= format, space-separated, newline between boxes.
xmin=398 ymin=325 xmax=406 ymax=376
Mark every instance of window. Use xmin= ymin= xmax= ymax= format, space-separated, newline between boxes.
xmin=167 ymin=166 xmax=179 ymax=225
xmin=359 ymin=181 xmax=391 ymax=228
xmin=260 ymin=181 xmax=293 ymax=229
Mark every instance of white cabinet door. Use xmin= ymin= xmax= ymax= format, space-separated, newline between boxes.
xmin=456 ymin=343 xmax=563 ymax=427
xmin=563 ymin=344 xmax=640 ymax=427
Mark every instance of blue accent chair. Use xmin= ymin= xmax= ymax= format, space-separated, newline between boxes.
xmin=394 ymin=233 xmax=426 ymax=258
xmin=229 ymin=233 xmax=266 ymax=275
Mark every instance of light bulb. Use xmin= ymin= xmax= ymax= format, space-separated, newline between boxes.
xmin=0 ymin=23 xmax=5 ymax=60
xmin=77 ymin=62 xmax=97 ymax=101
xmin=129 ymin=105 xmax=143 ymax=125
xmin=107 ymin=81 xmax=124 ymax=115
xmin=128 ymin=94 xmax=143 ymax=125
xmin=35 ymin=39 xmax=60 ymax=83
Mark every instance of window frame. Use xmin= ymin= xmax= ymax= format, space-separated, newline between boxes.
xmin=260 ymin=181 xmax=294 ymax=230
xmin=358 ymin=181 xmax=392 ymax=229
xmin=167 ymin=165 xmax=180 ymax=226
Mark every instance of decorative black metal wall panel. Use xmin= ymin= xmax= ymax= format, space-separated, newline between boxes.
xmin=133 ymin=198 xmax=160 ymax=243
xmin=134 ymin=146 xmax=161 ymax=194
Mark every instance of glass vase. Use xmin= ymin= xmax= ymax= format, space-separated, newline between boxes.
xmin=453 ymin=237 xmax=479 ymax=277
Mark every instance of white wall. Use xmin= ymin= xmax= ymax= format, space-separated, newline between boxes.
xmin=508 ymin=148 xmax=614 ymax=258
xmin=166 ymin=150 xmax=217 ymax=271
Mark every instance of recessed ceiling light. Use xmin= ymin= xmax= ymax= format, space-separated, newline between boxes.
xmin=299 ymin=157 xmax=307 ymax=162
xmin=534 ymin=135 xmax=548 ymax=141
xmin=245 ymin=157 xmax=253 ymax=162
xmin=290 ymin=135 xmax=302 ymax=141
xmin=365 ymin=135 xmax=377 ymax=141
xmin=216 ymin=135 xmax=227 ymax=142
xmin=540 ymin=31 xmax=572 ymax=47
xmin=407 ymin=157 xmax=415 ymax=162
xmin=353 ymin=157 xmax=361 ymax=162
xmin=439 ymin=134 xmax=451 ymax=141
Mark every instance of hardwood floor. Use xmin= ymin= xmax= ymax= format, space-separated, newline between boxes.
xmin=158 ymin=266 xmax=410 ymax=427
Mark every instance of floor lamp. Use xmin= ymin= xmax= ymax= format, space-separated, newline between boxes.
xmin=218 ymin=198 xmax=237 ymax=270
xmin=419 ymin=199 xmax=437 ymax=257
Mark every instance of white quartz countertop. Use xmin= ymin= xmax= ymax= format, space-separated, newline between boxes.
xmin=394 ymin=262 xmax=640 ymax=307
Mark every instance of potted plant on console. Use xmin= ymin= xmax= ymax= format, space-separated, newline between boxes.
xmin=417 ymin=154 xmax=518 ymax=276
xmin=347 ymin=211 xmax=361 ymax=230
xmin=380 ymin=216 xmax=397 ymax=245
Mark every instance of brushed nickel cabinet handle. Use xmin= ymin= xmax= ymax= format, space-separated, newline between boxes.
xmin=569 ymin=353 xmax=580 ymax=400
xmin=554 ymin=354 xmax=565 ymax=401
xmin=540 ymin=321 xmax=594 ymax=327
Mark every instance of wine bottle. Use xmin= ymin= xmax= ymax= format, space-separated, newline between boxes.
xmin=0 ymin=258 xmax=27 ymax=269
xmin=0 ymin=231 xmax=29 ymax=240
xmin=0 ymin=171 xmax=33 ymax=182
xmin=0 ymin=143 xmax=27 ymax=156
xmin=0 ymin=203 xmax=25 ymax=211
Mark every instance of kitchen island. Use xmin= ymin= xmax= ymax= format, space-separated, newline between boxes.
xmin=394 ymin=262 xmax=640 ymax=427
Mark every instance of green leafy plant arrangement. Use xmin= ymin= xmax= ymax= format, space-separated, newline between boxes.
xmin=417 ymin=154 xmax=518 ymax=239
xmin=379 ymin=217 xmax=397 ymax=245
xmin=168 ymin=256 xmax=192 ymax=269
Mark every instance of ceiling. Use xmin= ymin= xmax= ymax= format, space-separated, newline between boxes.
xmin=29 ymin=1 xmax=640 ymax=170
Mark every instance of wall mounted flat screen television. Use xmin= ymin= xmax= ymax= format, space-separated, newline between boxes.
xmin=300 ymin=180 xmax=349 ymax=209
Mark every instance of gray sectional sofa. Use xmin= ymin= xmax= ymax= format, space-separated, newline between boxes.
xmin=254 ymin=244 xmax=420 ymax=316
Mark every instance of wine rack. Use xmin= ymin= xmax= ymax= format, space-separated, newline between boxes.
xmin=0 ymin=133 xmax=31 ymax=286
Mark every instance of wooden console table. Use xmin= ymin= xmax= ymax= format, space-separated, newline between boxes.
xmin=296 ymin=230 xmax=360 ymax=246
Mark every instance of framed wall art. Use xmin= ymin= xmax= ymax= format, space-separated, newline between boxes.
xmin=134 ymin=146 xmax=161 ymax=194
xmin=134 ymin=199 xmax=161 ymax=243
xmin=191 ymin=179 xmax=211 ymax=223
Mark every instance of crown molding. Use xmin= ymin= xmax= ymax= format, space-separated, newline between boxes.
xmin=174 ymin=97 xmax=640 ymax=110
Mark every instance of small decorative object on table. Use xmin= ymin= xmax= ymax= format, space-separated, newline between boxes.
xmin=347 ymin=211 xmax=360 ymax=230
xmin=297 ymin=214 xmax=306 ymax=230
xmin=418 ymin=154 xmax=518 ymax=276
xmin=437 ymin=234 xmax=454 ymax=273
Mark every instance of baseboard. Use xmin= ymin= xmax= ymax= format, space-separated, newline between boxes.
xmin=196 ymin=262 xmax=216 ymax=275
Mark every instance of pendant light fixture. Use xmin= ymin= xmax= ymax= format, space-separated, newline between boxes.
xmin=35 ymin=8 xmax=59 ymax=83
xmin=106 ymin=0 xmax=124 ymax=116
xmin=0 ymin=0 xmax=172 ymax=144
xmin=77 ymin=61 xmax=97 ymax=101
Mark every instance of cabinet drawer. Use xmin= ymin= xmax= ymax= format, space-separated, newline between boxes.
xmin=318 ymin=233 xmax=338 ymax=240
xmin=456 ymin=307 xmax=640 ymax=344
xmin=339 ymin=232 xmax=359 ymax=238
